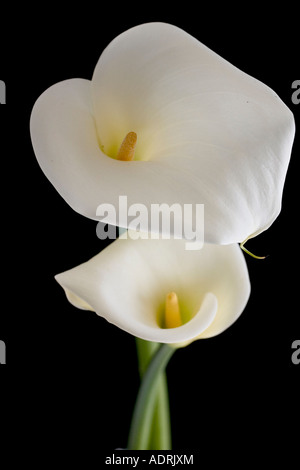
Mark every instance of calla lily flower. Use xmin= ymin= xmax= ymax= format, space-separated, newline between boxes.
xmin=30 ymin=22 xmax=294 ymax=245
xmin=54 ymin=235 xmax=250 ymax=345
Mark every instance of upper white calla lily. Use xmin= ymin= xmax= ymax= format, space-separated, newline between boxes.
xmin=30 ymin=22 xmax=295 ymax=245
xmin=55 ymin=235 xmax=250 ymax=345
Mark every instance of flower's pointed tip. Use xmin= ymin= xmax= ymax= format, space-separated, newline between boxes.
xmin=166 ymin=291 xmax=177 ymax=302
xmin=240 ymin=241 xmax=268 ymax=260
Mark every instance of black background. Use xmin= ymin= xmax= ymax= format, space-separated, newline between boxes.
xmin=1 ymin=3 xmax=299 ymax=459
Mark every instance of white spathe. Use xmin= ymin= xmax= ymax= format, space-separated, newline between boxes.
xmin=55 ymin=236 xmax=251 ymax=345
xmin=30 ymin=22 xmax=295 ymax=245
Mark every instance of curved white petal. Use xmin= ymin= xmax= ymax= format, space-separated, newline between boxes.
xmin=31 ymin=23 xmax=295 ymax=244
xmin=30 ymin=78 xmax=113 ymax=218
xmin=55 ymin=237 xmax=250 ymax=344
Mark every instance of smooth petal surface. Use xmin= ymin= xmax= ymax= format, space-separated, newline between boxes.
xmin=31 ymin=23 xmax=295 ymax=244
xmin=55 ymin=236 xmax=250 ymax=344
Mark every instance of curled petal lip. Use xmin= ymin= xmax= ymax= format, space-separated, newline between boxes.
xmin=63 ymin=286 xmax=218 ymax=343
xmin=54 ymin=237 xmax=251 ymax=344
xmin=30 ymin=22 xmax=295 ymax=245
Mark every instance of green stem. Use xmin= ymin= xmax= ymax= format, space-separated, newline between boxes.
xmin=135 ymin=339 xmax=172 ymax=450
xmin=127 ymin=343 xmax=175 ymax=450
xmin=149 ymin=374 xmax=171 ymax=450
xmin=136 ymin=339 xmax=158 ymax=377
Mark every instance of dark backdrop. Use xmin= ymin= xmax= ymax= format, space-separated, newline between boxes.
xmin=1 ymin=3 xmax=299 ymax=459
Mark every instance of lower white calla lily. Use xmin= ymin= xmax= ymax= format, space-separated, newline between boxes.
xmin=55 ymin=235 xmax=250 ymax=345
xmin=30 ymin=22 xmax=295 ymax=245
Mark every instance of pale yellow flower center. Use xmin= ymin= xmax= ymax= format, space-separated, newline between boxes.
xmin=164 ymin=292 xmax=182 ymax=329
xmin=116 ymin=131 xmax=137 ymax=161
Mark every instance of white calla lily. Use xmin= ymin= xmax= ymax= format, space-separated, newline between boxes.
xmin=55 ymin=236 xmax=250 ymax=345
xmin=30 ymin=22 xmax=294 ymax=245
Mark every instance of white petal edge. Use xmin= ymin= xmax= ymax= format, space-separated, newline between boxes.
xmin=59 ymin=283 xmax=218 ymax=344
xmin=91 ymin=22 xmax=295 ymax=243
xmin=54 ymin=237 xmax=250 ymax=344
xmin=30 ymin=23 xmax=295 ymax=245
